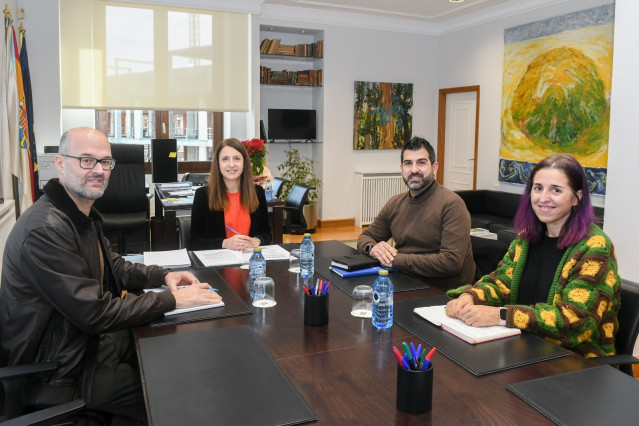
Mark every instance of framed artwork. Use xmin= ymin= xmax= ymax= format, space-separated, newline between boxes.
xmin=499 ymin=4 xmax=614 ymax=194
xmin=353 ymin=81 xmax=413 ymax=150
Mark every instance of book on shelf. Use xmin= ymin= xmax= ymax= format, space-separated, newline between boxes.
xmin=331 ymin=254 xmax=379 ymax=271
xmin=260 ymin=38 xmax=323 ymax=58
xmin=413 ymin=305 xmax=521 ymax=344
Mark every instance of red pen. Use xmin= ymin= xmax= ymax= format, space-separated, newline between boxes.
xmin=302 ymin=286 xmax=310 ymax=296
xmin=392 ymin=346 xmax=404 ymax=365
xmin=425 ymin=347 xmax=437 ymax=361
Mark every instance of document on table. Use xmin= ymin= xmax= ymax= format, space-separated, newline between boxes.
xmin=143 ymin=249 xmax=191 ymax=269
xmin=144 ymin=286 xmax=225 ymax=316
xmin=414 ymin=305 xmax=521 ymax=344
xmin=193 ymin=245 xmax=290 ymax=268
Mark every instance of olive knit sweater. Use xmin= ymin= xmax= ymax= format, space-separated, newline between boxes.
xmin=447 ymin=224 xmax=621 ymax=358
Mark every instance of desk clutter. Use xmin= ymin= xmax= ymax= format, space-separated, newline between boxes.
xmin=131 ymin=240 xmax=603 ymax=424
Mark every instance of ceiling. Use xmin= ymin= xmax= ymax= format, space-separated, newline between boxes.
xmin=261 ymin=0 xmax=565 ymax=24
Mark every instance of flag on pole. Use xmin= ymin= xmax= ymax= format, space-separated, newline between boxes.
xmin=19 ymin=30 xmax=38 ymax=201
xmin=1 ymin=14 xmax=19 ymax=205
xmin=10 ymin=22 xmax=33 ymax=212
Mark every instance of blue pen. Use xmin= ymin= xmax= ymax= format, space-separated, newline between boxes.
xmin=225 ymin=225 xmax=239 ymax=234
xmin=209 ymin=288 xmax=219 ymax=292
xmin=422 ymin=359 xmax=430 ymax=371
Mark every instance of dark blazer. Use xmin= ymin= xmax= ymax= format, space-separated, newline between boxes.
xmin=190 ymin=184 xmax=272 ymax=250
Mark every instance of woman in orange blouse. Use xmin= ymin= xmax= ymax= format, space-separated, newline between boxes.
xmin=190 ymin=138 xmax=271 ymax=250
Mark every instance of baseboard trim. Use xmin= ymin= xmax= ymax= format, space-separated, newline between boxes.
xmin=317 ymin=218 xmax=355 ymax=228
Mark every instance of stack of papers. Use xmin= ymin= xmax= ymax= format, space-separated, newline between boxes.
xmin=414 ymin=305 xmax=521 ymax=344
xmin=193 ymin=245 xmax=290 ymax=268
xmin=143 ymin=249 xmax=191 ymax=269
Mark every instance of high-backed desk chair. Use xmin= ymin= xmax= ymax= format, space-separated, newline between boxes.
xmin=282 ymin=183 xmax=315 ymax=234
xmin=272 ymin=177 xmax=289 ymax=199
xmin=592 ymin=279 xmax=639 ymax=376
xmin=94 ymin=144 xmax=149 ymax=254
xmin=177 ymin=216 xmax=192 ymax=250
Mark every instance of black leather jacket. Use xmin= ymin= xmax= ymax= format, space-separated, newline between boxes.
xmin=0 ymin=179 xmax=175 ymax=406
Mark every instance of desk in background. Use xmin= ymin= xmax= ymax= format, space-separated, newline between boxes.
xmin=151 ymin=182 xmax=283 ymax=249
xmin=133 ymin=241 xmax=593 ymax=425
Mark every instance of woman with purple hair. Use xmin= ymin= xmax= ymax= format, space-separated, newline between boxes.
xmin=445 ymin=154 xmax=621 ymax=357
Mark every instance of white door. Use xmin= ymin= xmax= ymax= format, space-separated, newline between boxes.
xmin=443 ymin=92 xmax=476 ymax=191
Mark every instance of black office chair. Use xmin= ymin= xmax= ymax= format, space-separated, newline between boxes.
xmin=282 ymin=183 xmax=315 ymax=234
xmin=177 ymin=216 xmax=192 ymax=250
xmin=94 ymin=144 xmax=150 ymax=254
xmin=0 ymin=361 xmax=86 ymax=425
xmin=272 ymin=177 xmax=289 ymax=199
xmin=592 ymin=279 xmax=639 ymax=376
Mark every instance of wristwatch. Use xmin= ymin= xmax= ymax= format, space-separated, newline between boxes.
xmin=364 ymin=243 xmax=373 ymax=255
xmin=499 ymin=307 xmax=507 ymax=326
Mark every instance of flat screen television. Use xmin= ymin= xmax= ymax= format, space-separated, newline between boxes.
xmin=268 ymin=109 xmax=317 ymax=141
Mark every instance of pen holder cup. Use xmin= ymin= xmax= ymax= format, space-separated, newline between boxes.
xmin=304 ymin=293 xmax=329 ymax=326
xmin=396 ymin=363 xmax=433 ymax=413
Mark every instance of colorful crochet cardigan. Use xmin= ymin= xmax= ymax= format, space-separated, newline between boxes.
xmin=447 ymin=224 xmax=621 ymax=357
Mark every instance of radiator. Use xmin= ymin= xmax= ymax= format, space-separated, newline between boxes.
xmin=355 ymin=172 xmax=406 ymax=226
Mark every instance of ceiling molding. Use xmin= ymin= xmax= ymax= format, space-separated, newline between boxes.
xmin=258 ymin=0 xmax=575 ymax=35
xmin=437 ymin=0 xmax=573 ymax=34
xmin=259 ymin=4 xmax=438 ymax=35
xmin=109 ymin=0 xmax=265 ymax=14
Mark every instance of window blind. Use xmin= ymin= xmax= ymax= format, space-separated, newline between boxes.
xmin=60 ymin=0 xmax=250 ymax=111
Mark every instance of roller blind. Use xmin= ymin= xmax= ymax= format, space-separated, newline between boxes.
xmin=60 ymin=0 xmax=250 ymax=111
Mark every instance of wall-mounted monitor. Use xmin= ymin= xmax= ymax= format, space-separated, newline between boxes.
xmin=267 ymin=109 xmax=317 ymax=142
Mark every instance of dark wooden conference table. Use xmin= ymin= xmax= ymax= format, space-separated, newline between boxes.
xmin=133 ymin=240 xmax=594 ymax=425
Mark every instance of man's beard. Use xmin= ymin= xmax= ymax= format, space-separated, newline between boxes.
xmin=63 ymin=173 xmax=109 ymax=200
xmin=403 ymin=172 xmax=434 ymax=191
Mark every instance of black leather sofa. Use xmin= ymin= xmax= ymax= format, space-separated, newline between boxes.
xmin=455 ymin=189 xmax=605 ymax=280
xmin=456 ymin=189 xmax=605 ymax=244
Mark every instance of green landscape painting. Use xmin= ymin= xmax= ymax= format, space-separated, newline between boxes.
xmin=353 ymin=81 xmax=413 ymax=150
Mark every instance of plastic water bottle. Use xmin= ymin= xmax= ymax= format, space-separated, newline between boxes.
xmin=300 ymin=233 xmax=314 ymax=286
xmin=264 ymin=179 xmax=272 ymax=202
xmin=372 ymin=269 xmax=393 ymax=330
xmin=249 ymin=247 xmax=266 ymax=297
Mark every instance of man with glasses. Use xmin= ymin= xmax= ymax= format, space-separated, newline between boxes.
xmin=357 ymin=137 xmax=476 ymax=290
xmin=0 ymin=127 xmax=221 ymax=424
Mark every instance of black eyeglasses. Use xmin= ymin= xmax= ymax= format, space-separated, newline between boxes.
xmin=61 ymin=154 xmax=116 ymax=170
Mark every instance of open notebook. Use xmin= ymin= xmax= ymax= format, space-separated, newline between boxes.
xmin=414 ymin=305 xmax=520 ymax=344
xmin=144 ymin=286 xmax=224 ymax=316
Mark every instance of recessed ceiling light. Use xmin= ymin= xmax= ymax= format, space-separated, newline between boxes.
xmin=449 ymin=0 xmax=465 ymax=3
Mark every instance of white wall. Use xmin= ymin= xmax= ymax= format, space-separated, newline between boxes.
xmin=19 ymin=0 xmax=61 ymax=145
xmin=605 ymin=0 xmax=639 ymax=283
xmin=437 ymin=0 xmax=611 ymax=209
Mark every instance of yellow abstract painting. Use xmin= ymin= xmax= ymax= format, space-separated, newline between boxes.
xmin=500 ymin=5 xmax=614 ymax=194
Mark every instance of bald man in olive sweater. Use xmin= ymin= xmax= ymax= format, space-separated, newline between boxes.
xmin=357 ymin=137 xmax=475 ymax=290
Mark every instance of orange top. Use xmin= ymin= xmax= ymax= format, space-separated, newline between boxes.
xmin=224 ymin=192 xmax=251 ymax=238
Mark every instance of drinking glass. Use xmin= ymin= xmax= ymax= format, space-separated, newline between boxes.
xmin=288 ymin=249 xmax=301 ymax=273
xmin=252 ymin=277 xmax=276 ymax=308
xmin=240 ymin=246 xmax=254 ymax=269
xmin=351 ymin=285 xmax=373 ymax=318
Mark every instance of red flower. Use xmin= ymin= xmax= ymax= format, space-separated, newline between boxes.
xmin=242 ymin=139 xmax=267 ymax=176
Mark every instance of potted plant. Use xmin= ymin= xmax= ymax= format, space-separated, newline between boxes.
xmin=277 ymin=148 xmax=322 ymax=230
